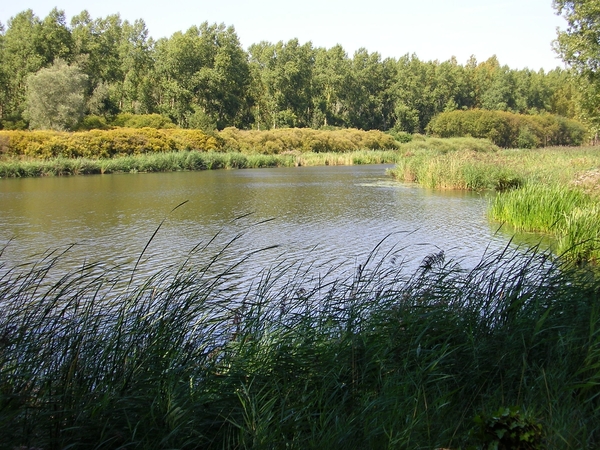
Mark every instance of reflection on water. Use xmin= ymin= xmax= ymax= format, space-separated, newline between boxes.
xmin=0 ymin=165 xmax=546 ymax=279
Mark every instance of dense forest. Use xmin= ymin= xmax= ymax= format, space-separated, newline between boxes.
xmin=0 ymin=8 xmax=589 ymax=134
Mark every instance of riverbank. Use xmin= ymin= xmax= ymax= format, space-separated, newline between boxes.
xmin=388 ymin=144 xmax=600 ymax=193
xmin=1 ymin=239 xmax=598 ymax=449
xmin=389 ymin=144 xmax=600 ymax=262
xmin=0 ymin=149 xmax=404 ymax=177
xmin=0 ymin=135 xmax=497 ymax=178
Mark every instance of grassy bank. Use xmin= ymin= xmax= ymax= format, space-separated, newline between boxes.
xmin=0 ymin=149 xmax=404 ymax=178
xmin=490 ymin=184 xmax=600 ymax=262
xmin=389 ymin=144 xmax=600 ymax=262
xmin=388 ymin=142 xmax=600 ymax=192
xmin=0 ymin=238 xmax=599 ymax=449
xmin=0 ymin=127 xmax=399 ymax=160
xmin=0 ymin=136 xmax=492 ymax=179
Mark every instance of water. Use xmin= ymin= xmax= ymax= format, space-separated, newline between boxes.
xmin=0 ymin=165 xmax=529 ymax=280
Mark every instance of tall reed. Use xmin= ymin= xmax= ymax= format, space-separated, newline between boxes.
xmin=491 ymin=184 xmax=600 ymax=262
xmin=0 ymin=150 xmax=404 ymax=178
xmin=1 ymin=235 xmax=599 ymax=449
xmin=390 ymin=143 xmax=600 ymax=192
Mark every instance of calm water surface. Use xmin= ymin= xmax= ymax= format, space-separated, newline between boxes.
xmin=0 ymin=165 xmax=530 ymax=279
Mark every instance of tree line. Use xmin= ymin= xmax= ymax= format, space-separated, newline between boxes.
xmin=0 ymin=8 xmax=586 ymax=133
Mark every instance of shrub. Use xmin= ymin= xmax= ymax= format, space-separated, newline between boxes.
xmin=24 ymin=60 xmax=88 ymax=131
xmin=111 ymin=113 xmax=176 ymax=129
xmin=427 ymin=110 xmax=588 ymax=148
xmin=0 ymin=128 xmax=217 ymax=159
xmin=474 ymin=407 xmax=543 ymax=450
xmin=387 ymin=129 xmax=413 ymax=143
xmin=217 ymin=127 xmax=398 ymax=154
xmin=76 ymin=115 xmax=110 ymax=131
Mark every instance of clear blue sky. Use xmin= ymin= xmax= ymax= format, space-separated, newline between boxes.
xmin=1 ymin=0 xmax=567 ymax=71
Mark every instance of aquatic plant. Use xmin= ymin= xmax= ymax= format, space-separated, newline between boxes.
xmin=0 ymin=149 xmax=404 ymax=178
xmin=490 ymin=184 xmax=600 ymax=262
xmin=0 ymin=235 xmax=599 ymax=448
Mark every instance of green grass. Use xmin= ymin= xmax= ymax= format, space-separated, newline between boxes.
xmin=0 ymin=149 xmax=405 ymax=178
xmin=491 ymin=184 xmax=600 ymax=262
xmin=389 ymin=141 xmax=600 ymax=192
xmin=1 ymin=235 xmax=600 ymax=449
xmin=388 ymin=138 xmax=522 ymax=191
xmin=0 ymin=151 xmax=289 ymax=177
xmin=390 ymin=142 xmax=600 ymax=263
xmin=490 ymin=183 xmax=592 ymax=231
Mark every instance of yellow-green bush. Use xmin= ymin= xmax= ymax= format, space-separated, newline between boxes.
xmin=427 ymin=110 xmax=588 ymax=148
xmin=0 ymin=127 xmax=395 ymax=160
xmin=163 ymin=129 xmax=220 ymax=151
xmin=217 ymin=127 xmax=398 ymax=154
xmin=111 ymin=113 xmax=176 ymax=129
xmin=0 ymin=128 xmax=217 ymax=159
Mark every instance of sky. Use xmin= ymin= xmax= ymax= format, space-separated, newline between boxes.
xmin=1 ymin=0 xmax=568 ymax=71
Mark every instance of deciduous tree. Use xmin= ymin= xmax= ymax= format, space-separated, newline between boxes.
xmin=554 ymin=0 xmax=600 ymax=131
xmin=24 ymin=59 xmax=88 ymax=130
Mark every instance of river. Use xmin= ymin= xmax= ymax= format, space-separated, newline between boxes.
xmin=0 ymin=165 xmax=533 ymax=281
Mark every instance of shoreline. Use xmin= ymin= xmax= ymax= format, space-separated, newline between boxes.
xmin=0 ymin=149 xmax=403 ymax=179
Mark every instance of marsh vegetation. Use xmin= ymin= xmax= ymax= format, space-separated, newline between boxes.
xmin=1 ymin=235 xmax=599 ymax=449
xmin=389 ymin=142 xmax=600 ymax=263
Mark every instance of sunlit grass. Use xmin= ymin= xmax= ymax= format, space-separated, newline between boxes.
xmin=390 ymin=143 xmax=600 ymax=262
xmin=490 ymin=183 xmax=600 ymax=262
xmin=390 ymin=143 xmax=600 ymax=193
xmin=0 ymin=149 xmax=406 ymax=178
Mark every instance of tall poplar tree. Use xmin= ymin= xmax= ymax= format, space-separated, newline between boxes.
xmin=554 ymin=0 xmax=600 ymax=130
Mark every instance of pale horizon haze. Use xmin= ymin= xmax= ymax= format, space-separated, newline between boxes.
xmin=1 ymin=0 xmax=568 ymax=71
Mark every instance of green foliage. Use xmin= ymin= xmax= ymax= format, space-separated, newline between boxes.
xmin=517 ymin=126 xmax=539 ymax=149
xmin=0 ymin=118 xmax=27 ymax=130
xmin=0 ymin=128 xmax=217 ymax=159
xmin=346 ymin=48 xmax=396 ymax=130
xmin=427 ymin=109 xmax=588 ymax=148
xmin=185 ymin=107 xmax=217 ymax=132
xmin=553 ymin=0 xmax=600 ymax=134
xmin=474 ymin=407 xmax=544 ymax=450
xmin=491 ymin=184 xmax=600 ymax=262
xmin=76 ymin=114 xmax=109 ymax=130
xmin=312 ymin=45 xmax=351 ymax=128
xmin=0 ymin=8 xmax=587 ymax=134
xmin=111 ymin=113 xmax=175 ymax=129
xmin=554 ymin=1 xmax=600 ymax=79
xmin=249 ymin=39 xmax=315 ymax=129
xmin=218 ymin=127 xmax=398 ymax=154
xmin=0 ymin=9 xmax=66 ymax=118
xmin=387 ymin=129 xmax=414 ymax=143
xmin=0 ymin=236 xmax=599 ymax=448
xmin=154 ymin=22 xmax=251 ymax=128
xmin=24 ymin=59 xmax=88 ymax=131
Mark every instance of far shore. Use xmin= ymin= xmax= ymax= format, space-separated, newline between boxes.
xmin=0 ymin=149 xmax=402 ymax=178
